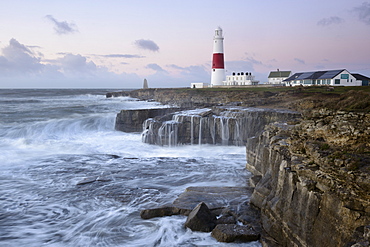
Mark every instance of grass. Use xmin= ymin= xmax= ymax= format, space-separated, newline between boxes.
xmin=138 ymin=85 xmax=370 ymax=112
xmin=146 ymin=85 xmax=370 ymax=94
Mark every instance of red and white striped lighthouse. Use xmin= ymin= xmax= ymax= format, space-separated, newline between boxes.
xmin=211 ymin=27 xmax=225 ymax=86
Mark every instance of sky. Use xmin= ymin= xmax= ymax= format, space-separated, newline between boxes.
xmin=0 ymin=0 xmax=370 ymax=88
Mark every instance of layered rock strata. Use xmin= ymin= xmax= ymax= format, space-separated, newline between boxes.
xmin=141 ymin=107 xmax=300 ymax=146
xmin=106 ymin=88 xmax=299 ymax=108
xmin=246 ymin=110 xmax=370 ymax=246
xmin=115 ymin=108 xmax=180 ymax=132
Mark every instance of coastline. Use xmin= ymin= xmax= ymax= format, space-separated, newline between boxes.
xmin=108 ymin=86 xmax=370 ymax=246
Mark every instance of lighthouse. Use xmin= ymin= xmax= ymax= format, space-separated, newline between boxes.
xmin=211 ymin=27 xmax=225 ymax=86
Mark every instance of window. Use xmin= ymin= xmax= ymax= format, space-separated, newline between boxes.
xmin=341 ymin=74 xmax=349 ymax=79
xmin=335 ymin=79 xmax=340 ymax=84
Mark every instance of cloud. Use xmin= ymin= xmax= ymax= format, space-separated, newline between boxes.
xmin=56 ymin=53 xmax=97 ymax=75
xmin=168 ymin=64 xmax=205 ymax=72
xmin=134 ymin=39 xmax=159 ymax=52
xmin=317 ymin=16 xmax=344 ymax=26
xmin=167 ymin=64 xmax=209 ymax=80
xmin=146 ymin=63 xmax=167 ymax=73
xmin=353 ymin=2 xmax=370 ymax=25
xmin=0 ymin=39 xmax=144 ymax=88
xmin=294 ymin=58 xmax=306 ymax=64
xmin=144 ymin=63 xmax=210 ymax=87
xmin=246 ymin=56 xmax=263 ymax=65
xmin=0 ymin=39 xmax=212 ymax=88
xmin=241 ymin=53 xmax=272 ymax=68
xmin=45 ymin=15 xmax=78 ymax=35
xmin=226 ymin=60 xmax=254 ymax=73
xmin=0 ymin=38 xmax=44 ymax=75
xmin=99 ymin=54 xmax=144 ymax=58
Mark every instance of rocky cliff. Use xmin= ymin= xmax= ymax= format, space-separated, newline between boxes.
xmin=141 ymin=107 xmax=300 ymax=146
xmin=115 ymin=108 xmax=180 ymax=132
xmin=106 ymin=88 xmax=297 ymax=108
xmin=109 ymin=87 xmax=370 ymax=246
xmin=246 ymin=110 xmax=370 ymax=247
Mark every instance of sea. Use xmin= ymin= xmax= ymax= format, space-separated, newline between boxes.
xmin=0 ymin=89 xmax=261 ymax=247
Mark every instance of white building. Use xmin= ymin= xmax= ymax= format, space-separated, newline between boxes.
xmin=268 ymin=70 xmax=291 ymax=84
xmin=224 ymin=72 xmax=259 ymax=86
xmin=190 ymin=83 xmax=209 ymax=88
xmin=284 ymin=69 xmax=365 ymax=87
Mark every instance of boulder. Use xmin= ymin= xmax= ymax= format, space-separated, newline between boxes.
xmin=216 ymin=215 xmax=237 ymax=225
xmin=140 ymin=206 xmax=191 ymax=219
xmin=211 ymin=224 xmax=260 ymax=243
xmin=184 ymin=202 xmax=216 ymax=232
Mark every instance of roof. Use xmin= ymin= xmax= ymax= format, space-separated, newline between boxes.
xmin=352 ymin=73 xmax=370 ymax=81
xmin=284 ymin=69 xmax=345 ymax=82
xmin=268 ymin=71 xmax=291 ymax=78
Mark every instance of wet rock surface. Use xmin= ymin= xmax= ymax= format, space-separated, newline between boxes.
xmin=211 ymin=224 xmax=260 ymax=243
xmin=173 ymin=186 xmax=253 ymax=211
xmin=246 ymin=110 xmax=370 ymax=247
xmin=184 ymin=202 xmax=216 ymax=232
xmin=140 ymin=206 xmax=191 ymax=219
xmin=140 ymin=186 xmax=262 ymax=243
xmin=140 ymin=107 xmax=300 ymax=146
xmin=111 ymin=88 xmax=370 ymax=245
xmin=115 ymin=108 xmax=181 ymax=132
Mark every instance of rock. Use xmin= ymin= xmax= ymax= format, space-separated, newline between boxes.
xmin=211 ymin=224 xmax=260 ymax=243
xmin=140 ymin=206 xmax=191 ymax=219
xmin=249 ymin=175 xmax=262 ymax=187
xmin=142 ymin=106 xmax=300 ymax=146
xmin=246 ymin=110 xmax=370 ymax=247
xmin=115 ymin=108 xmax=180 ymax=132
xmin=76 ymin=176 xmax=97 ymax=185
xmin=173 ymin=186 xmax=253 ymax=216
xmin=140 ymin=186 xmax=257 ymax=225
xmin=216 ymin=215 xmax=237 ymax=225
xmin=184 ymin=202 xmax=216 ymax=232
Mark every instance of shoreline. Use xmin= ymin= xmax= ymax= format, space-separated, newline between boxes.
xmin=109 ymin=87 xmax=370 ymax=246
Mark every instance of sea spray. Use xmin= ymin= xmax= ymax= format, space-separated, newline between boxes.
xmin=0 ymin=89 xmax=259 ymax=247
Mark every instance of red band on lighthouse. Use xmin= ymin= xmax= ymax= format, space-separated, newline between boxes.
xmin=212 ymin=53 xmax=224 ymax=69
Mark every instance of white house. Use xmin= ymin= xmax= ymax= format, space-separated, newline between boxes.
xmin=284 ymin=69 xmax=365 ymax=87
xmin=268 ymin=70 xmax=291 ymax=84
xmin=224 ymin=72 xmax=259 ymax=86
xmin=352 ymin=74 xmax=370 ymax=86
xmin=190 ymin=83 xmax=209 ymax=88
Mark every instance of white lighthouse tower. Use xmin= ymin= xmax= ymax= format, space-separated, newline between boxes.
xmin=211 ymin=27 xmax=225 ymax=86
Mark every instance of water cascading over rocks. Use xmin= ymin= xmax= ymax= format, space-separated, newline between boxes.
xmin=141 ymin=107 xmax=300 ymax=146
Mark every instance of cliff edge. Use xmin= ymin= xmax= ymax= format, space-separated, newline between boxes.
xmin=247 ymin=109 xmax=370 ymax=247
xmin=108 ymin=86 xmax=370 ymax=246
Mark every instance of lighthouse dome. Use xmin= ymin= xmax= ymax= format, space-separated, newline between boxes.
xmin=215 ymin=27 xmax=223 ymax=37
